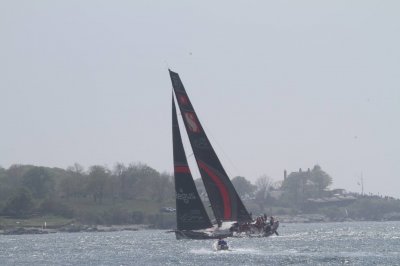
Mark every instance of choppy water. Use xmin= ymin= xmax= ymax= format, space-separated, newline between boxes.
xmin=1 ymin=221 xmax=400 ymax=265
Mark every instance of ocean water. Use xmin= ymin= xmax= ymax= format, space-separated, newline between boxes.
xmin=1 ymin=221 xmax=400 ymax=265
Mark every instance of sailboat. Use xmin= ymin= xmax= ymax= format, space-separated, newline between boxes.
xmin=169 ymin=70 xmax=278 ymax=239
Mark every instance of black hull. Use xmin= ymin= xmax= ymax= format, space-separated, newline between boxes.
xmin=263 ymin=220 xmax=280 ymax=237
xmin=175 ymin=230 xmax=232 ymax=240
xmin=231 ymin=221 xmax=280 ymax=238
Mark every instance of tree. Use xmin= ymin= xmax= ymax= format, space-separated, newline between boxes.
xmin=59 ymin=170 xmax=85 ymax=199
xmin=3 ymin=188 xmax=35 ymax=217
xmin=281 ymin=165 xmax=333 ymax=208
xmin=152 ymin=172 xmax=174 ymax=203
xmin=0 ymin=167 xmax=9 ymax=201
xmin=87 ymin=165 xmax=110 ymax=203
xmin=231 ymin=176 xmax=256 ymax=198
xmin=113 ymin=163 xmax=127 ymax=200
xmin=4 ymin=165 xmax=34 ymax=195
xmin=309 ymin=165 xmax=332 ymax=196
xmin=281 ymin=170 xmax=307 ymax=208
xmin=0 ymin=166 xmax=5 ymax=176
xmin=66 ymin=163 xmax=85 ymax=175
xmin=128 ymin=163 xmax=161 ymax=200
xmin=22 ymin=167 xmax=55 ymax=199
xmin=254 ymin=175 xmax=274 ymax=211
xmin=255 ymin=175 xmax=274 ymax=193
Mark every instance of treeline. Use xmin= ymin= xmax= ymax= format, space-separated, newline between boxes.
xmin=0 ymin=163 xmax=175 ymax=227
xmin=229 ymin=165 xmax=334 ymax=211
xmin=1 ymin=163 xmax=400 ymax=227
xmin=226 ymin=165 xmax=400 ymax=221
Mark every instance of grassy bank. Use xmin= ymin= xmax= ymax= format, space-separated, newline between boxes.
xmin=0 ymin=215 xmax=73 ymax=229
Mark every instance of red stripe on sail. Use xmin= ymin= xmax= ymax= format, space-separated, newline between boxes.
xmin=198 ymin=160 xmax=231 ymax=220
xmin=175 ymin=166 xmax=190 ymax=173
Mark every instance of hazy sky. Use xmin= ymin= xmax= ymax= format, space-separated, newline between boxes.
xmin=1 ymin=1 xmax=399 ymax=197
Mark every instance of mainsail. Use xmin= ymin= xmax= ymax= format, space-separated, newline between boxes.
xmin=172 ymin=95 xmax=212 ymax=230
xmin=169 ymin=70 xmax=252 ymax=224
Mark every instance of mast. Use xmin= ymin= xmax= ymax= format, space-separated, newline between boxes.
xmin=169 ymin=70 xmax=252 ymax=224
xmin=172 ymin=95 xmax=212 ymax=230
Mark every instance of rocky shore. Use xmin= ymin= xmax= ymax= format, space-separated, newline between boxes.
xmin=0 ymin=224 xmax=149 ymax=235
xmin=277 ymin=212 xmax=400 ymax=223
xmin=3 ymin=212 xmax=400 ymax=235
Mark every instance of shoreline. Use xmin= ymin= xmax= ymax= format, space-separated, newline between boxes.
xmin=2 ymin=215 xmax=400 ymax=235
xmin=0 ymin=224 xmax=150 ymax=235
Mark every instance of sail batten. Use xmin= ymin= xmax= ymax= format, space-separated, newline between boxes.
xmin=169 ymin=70 xmax=252 ymax=224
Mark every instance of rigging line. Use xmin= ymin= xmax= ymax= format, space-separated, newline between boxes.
xmin=201 ymin=123 xmax=242 ymax=178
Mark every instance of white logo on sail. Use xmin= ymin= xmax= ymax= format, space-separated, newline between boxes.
xmin=176 ymin=189 xmax=196 ymax=204
xmin=184 ymin=112 xmax=201 ymax=133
